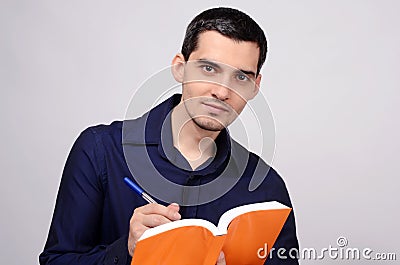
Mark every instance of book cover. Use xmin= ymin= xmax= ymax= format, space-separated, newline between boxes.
xmin=131 ymin=201 xmax=291 ymax=265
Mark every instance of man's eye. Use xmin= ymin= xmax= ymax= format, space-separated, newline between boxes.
xmin=237 ymin=74 xmax=249 ymax=81
xmin=202 ymin=65 xmax=215 ymax=73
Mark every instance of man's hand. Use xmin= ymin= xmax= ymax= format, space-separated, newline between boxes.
xmin=127 ymin=203 xmax=181 ymax=256
xmin=216 ymin=251 xmax=226 ymax=265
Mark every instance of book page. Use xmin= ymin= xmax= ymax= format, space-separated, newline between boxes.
xmin=139 ymin=218 xmax=220 ymax=241
xmin=217 ymin=201 xmax=289 ymax=232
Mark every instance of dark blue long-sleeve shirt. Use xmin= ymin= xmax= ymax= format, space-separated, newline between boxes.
xmin=40 ymin=94 xmax=299 ymax=265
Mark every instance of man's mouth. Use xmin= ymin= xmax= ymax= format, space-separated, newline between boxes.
xmin=202 ymin=101 xmax=229 ymax=113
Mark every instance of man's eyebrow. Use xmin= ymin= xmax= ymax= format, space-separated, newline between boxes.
xmin=196 ymin=59 xmax=222 ymax=70
xmin=196 ymin=58 xmax=256 ymax=77
xmin=238 ymin=69 xmax=256 ymax=78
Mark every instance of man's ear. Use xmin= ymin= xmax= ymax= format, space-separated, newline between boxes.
xmin=171 ymin=53 xmax=186 ymax=83
xmin=249 ymin=73 xmax=261 ymax=100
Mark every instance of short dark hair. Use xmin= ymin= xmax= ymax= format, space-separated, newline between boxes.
xmin=181 ymin=7 xmax=267 ymax=75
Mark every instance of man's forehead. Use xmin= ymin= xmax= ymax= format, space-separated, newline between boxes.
xmin=189 ymin=30 xmax=260 ymax=73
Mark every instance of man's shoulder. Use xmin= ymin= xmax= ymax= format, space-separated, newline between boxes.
xmin=75 ymin=120 xmax=123 ymax=148
xmin=230 ymin=139 xmax=285 ymax=188
xmin=230 ymin=138 xmax=273 ymax=170
xmin=85 ymin=120 xmax=123 ymax=135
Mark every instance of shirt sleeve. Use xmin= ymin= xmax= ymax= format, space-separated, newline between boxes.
xmin=259 ymin=166 xmax=299 ymax=265
xmin=39 ymin=128 xmax=130 ymax=265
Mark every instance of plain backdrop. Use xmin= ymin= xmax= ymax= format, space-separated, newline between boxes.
xmin=1 ymin=0 xmax=399 ymax=264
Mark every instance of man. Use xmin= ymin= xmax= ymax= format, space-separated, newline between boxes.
xmin=40 ymin=7 xmax=299 ymax=265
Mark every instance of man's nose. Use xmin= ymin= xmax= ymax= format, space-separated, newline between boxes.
xmin=210 ymin=76 xmax=232 ymax=101
xmin=210 ymin=82 xmax=231 ymax=101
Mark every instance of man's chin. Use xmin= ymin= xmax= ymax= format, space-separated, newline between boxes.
xmin=193 ymin=117 xmax=226 ymax=132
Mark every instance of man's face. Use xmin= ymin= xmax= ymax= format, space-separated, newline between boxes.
xmin=180 ymin=30 xmax=261 ymax=132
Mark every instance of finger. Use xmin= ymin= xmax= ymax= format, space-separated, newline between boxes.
xmin=127 ymin=222 xmax=147 ymax=256
xmin=167 ymin=202 xmax=180 ymax=213
xmin=135 ymin=203 xmax=181 ymax=221
xmin=216 ymin=251 xmax=226 ymax=265
xmin=140 ymin=213 xmax=175 ymax=228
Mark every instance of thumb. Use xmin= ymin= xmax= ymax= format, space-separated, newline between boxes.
xmin=216 ymin=251 xmax=226 ymax=265
xmin=167 ymin=203 xmax=181 ymax=220
xmin=167 ymin=202 xmax=180 ymax=212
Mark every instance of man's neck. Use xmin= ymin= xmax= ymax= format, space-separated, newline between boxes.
xmin=171 ymin=103 xmax=219 ymax=170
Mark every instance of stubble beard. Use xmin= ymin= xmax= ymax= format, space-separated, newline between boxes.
xmin=191 ymin=116 xmax=225 ymax=132
xmin=183 ymin=100 xmax=228 ymax=132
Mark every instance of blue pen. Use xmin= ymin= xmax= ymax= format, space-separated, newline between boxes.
xmin=123 ymin=177 xmax=157 ymax=204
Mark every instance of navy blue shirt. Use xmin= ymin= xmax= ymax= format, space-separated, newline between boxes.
xmin=40 ymin=94 xmax=299 ymax=265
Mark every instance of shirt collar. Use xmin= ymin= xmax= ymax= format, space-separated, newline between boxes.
xmin=158 ymin=111 xmax=231 ymax=173
xmin=122 ymin=94 xmax=181 ymax=145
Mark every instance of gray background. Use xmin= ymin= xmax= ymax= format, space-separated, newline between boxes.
xmin=1 ymin=0 xmax=399 ymax=264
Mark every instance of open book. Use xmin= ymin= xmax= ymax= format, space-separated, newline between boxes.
xmin=131 ymin=201 xmax=291 ymax=265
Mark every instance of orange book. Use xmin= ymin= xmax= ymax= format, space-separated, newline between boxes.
xmin=131 ymin=201 xmax=291 ymax=265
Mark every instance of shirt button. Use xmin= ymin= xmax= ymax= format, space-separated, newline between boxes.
xmin=113 ymin=256 xmax=119 ymax=264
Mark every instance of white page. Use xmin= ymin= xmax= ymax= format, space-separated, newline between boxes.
xmin=217 ymin=201 xmax=289 ymax=233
